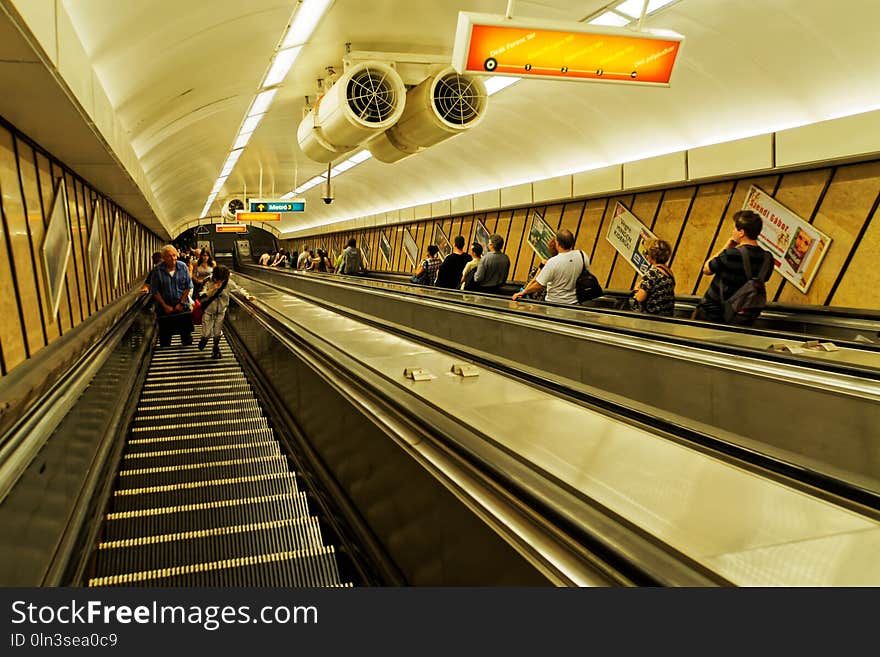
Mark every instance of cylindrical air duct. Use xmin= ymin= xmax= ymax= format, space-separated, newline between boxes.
xmin=298 ymin=61 xmax=407 ymax=163
xmin=369 ymin=67 xmax=488 ymax=163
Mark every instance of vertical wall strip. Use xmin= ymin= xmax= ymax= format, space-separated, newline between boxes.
xmin=823 ymin=187 xmax=880 ymax=306
xmin=691 ymin=181 xmax=737 ymax=295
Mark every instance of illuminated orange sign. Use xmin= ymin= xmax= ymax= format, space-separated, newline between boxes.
xmin=235 ymin=212 xmax=281 ymax=222
xmin=452 ymin=12 xmax=683 ymax=86
xmin=216 ymin=224 xmax=247 ymax=233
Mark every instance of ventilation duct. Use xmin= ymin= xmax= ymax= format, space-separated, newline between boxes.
xmin=297 ymin=61 xmax=406 ymax=163
xmin=220 ymin=196 xmax=245 ymax=222
xmin=368 ymin=67 xmax=488 ymax=164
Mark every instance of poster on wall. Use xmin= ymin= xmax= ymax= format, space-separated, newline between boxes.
xmin=526 ymin=211 xmax=555 ymax=261
xmin=433 ymin=223 xmax=452 ymax=259
xmin=379 ymin=231 xmax=392 ymax=266
xmin=742 ymin=185 xmax=832 ymax=293
xmin=474 ymin=219 xmax=490 ymax=252
xmin=360 ymin=234 xmax=372 ymax=267
xmin=198 ymin=240 xmax=212 ymax=254
xmin=236 ymin=240 xmax=251 ymax=258
xmin=111 ymin=211 xmax=122 ymax=289
xmin=605 ymin=202 xmax=657 ymax=275
xmin=403 ymin=229 xmax=419 ymax=267
xmin=42 ymin=178 xmax=72 ymax=321
xmin=87 ymin=199 xmax=103 ymax=303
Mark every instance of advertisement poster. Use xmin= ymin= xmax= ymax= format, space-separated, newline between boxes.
xmin=526 ymin=211 xmax=555 ymax=261
xmin=236 ymin=240 xmax=251 ymax=257
xmin=403 ymin=229 xmax=419 ymax=267
xmin=360 ymin=234 xmax=372 ymax=267
xmin=743 ymin=185 xmax=831 ymax=293
xmin=379 ymin=231 xmax=392 ymax=266
xmin=605 ymin=202 xmax=657 ymax=275
xmin=433 ymin=223 xmax=452 ymax=259
xmin=474 ymin=219 xmax=490 ymax=252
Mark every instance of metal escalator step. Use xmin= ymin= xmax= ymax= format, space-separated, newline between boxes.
xmin=143 ymin=373 xmax=250 ymax=389
xmin=121 ymin=441 xmax=281 ymax=471
xmin=148 ymin=361 xmax=241 ymax=373
xmin=129 ymin=414 xmax=269 ymax=438
xmin=139 ymin=384 xmax=252 ymax=404
xmin=116 ymin=455 xmax=288 ymax=489
xmin=102 ymin=491 xmax=311 ymax=541
xmin=111 ymin=472 xmax=299 ymax=512
xmin=146 ymin=366 xmax=243 ymax=381
xmin=132 ymin=400 xmax=262 ymax=425
xmin=89 ymin=546 xmax=345 ymax=587
xmin=93 ymin=516 xmax=326 ymax=576
xmin=125 ymin=427 xmax=276 ymax=454
xmin=137 ymin=390 xmax=255 ymax=411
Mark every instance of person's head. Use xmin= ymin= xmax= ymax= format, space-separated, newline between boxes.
xmin=488 ymin=234 xmax=504 ymax=252
xmin=733 ymin=210 xmax=762 ymax=240
xmin=427 ymin=244 xmax=440 ymax=258
xmin=555 ymin=228 xmax=575 ymax=251
xmin=347 ymin=238 xmax=357 ymax=248
xmin=309 ymin=249 xmax=315 ymax=257
xmin=212 ymin=265 xmax=230 ymax=283
xmin=471 ymin=242 xmax=483 ymax=258
xmin=151 ymin=251 xmax=162 ymax=265
xmin=644 ymin=239 xmax=672 ymax=265
xmin=453 ymin=235 xmax=465 ymax=251
xmin=198 ymin=251 xmax=211 ymax=265
xmin=160 ymin=245 xmax=178 ymax=268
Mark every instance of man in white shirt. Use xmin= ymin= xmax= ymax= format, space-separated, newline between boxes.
xmin=512 ymin=228 xmax=586 ymax=304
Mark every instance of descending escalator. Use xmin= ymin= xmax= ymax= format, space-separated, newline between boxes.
xmin=88 ymin=334 xmax=349 ymax=587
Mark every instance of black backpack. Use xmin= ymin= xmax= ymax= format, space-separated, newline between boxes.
xmin=575 ymin=251 xmax=603 ymax=303
xmin=722 ymin=248 xmax=773 ymax=325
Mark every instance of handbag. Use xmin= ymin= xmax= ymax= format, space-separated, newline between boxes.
xmin=191 ymin=299 xmax=203 ymax=325
xmin=575 ymin=251 xmax=603 ymax=302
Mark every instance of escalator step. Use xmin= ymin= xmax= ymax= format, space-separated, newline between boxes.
xmin=125 ymin=427 xmax=276 ymax=455
xmin=132 ymin=400 xmax=263 ymax=426
xmin=111 ymin=471 xmax=299 ymax=512
xmin=129 ymin=414 xmax=270 ymax=439
xmin=117 ymin=455 xmax=288 ymax=489
xmin=147 ymin=363 xmax=242 ymax=377
xmin=93 ymin=516 xmax=326 ymax=575
xmin=121 ymin=441 xmax=281 ymax=470
xmin=102 ymin=491 xmax=311 ymax=541
xmin=142 ymin=373 xmax=250 ymax=390
xmin=89 ymin=546 xmax=346 ymax=587
xmin=136 ymin=395 xmax=256 ymax=416
xmin=139 ymin=383 xmax=253 ymax=404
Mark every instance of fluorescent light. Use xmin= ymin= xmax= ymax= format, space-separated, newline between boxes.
xmin=241 ymin=114 xmax=264 ymax=134
xmin=484 ymin=76 xmax=520 ymax=95
xmin=280 ymin=191 xmax=295 ymax=200
xmin=211 ymin=177 xmax=228 ymax=194
xmin=588 ymin=11 xmax=630 ymax=26
xmin=330 ymin=161 xmax=356 ymax=176
xmin=263 ymin=46 xmax=303 ymax=88
xmin=249 ymin=89 xmax=277 ymax=117
xmin=233 ymin=131 xmax=253 ymax=150
xmin=616 ymin=0 xmax=677 ymax=19
xmin=349 ymin=150 xmax=372 ymax=164
xmin=281 ymin=0 xmax=333 ymax=48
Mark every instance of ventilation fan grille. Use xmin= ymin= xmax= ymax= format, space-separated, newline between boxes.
xmin=433 ymin=74 xmax=485 ymax=126
xmin=227 ymin=199 xmax=244 ymax=214
xmin=346 ymin=67 xmax=400 ymax=123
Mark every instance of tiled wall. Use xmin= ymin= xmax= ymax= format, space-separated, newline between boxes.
xmin=0 ymin=119 xmax=162 ymax=376
xmin=285 ymin=158 xmax=880 ymax=310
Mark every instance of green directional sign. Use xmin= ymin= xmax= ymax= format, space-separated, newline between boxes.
xmin=249 ymin=199 xmax=305 ymax=213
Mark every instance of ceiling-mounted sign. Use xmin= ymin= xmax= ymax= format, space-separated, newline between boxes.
xmin=236 ymin=211 xmax=281 ymax=222
xmin=216 ymin=224 xmax=248 ymax=233
xmin=248 ymin=198 xmax=306 ymax=213
xmin=451 ymin=12 xmax=683 ymax=86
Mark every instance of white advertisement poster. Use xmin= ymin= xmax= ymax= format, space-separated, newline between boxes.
xmin=743 ymin=185 xmax=831 ymax=293
xmin=403 ymin=229 xmax=419 ymax=267
xmin=605 ymin=202 xmax=657 ymax=275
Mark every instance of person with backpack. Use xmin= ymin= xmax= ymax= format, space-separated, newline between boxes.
xmin=694 ymin=210 xmax=773 ymax=326
xmin=339 ymin=238 xmax=365 ymax=275
xmin=630 ymin=239 xmax=675 ymax=316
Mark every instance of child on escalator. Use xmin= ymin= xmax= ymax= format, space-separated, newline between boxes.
xmin=197 ymin=265 xmax=231 ymax=359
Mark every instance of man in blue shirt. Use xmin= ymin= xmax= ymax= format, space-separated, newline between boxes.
xmin=150 ymin=245 xmax=194 ymax=346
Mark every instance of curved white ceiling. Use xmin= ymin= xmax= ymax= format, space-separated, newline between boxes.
xmin=59 ymin=0 xmax=880 ymax=237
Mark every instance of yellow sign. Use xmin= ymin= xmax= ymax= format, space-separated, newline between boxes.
xmin=236 ymin=211 xmax=281 ymax=222
xmin=452 ymin=12 xmax=683 ymax=86
xmin=216 ymin=224 xmax=247 ymax=233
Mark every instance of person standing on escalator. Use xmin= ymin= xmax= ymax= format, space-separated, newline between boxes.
xmin=198 ymin=265 xmax=231 ymax=359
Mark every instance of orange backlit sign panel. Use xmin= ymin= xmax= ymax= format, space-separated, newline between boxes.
xmin=452 ymin=12 xmax=683 ymax=86
xmin=235 ymin=212 xmax=281 ymax=222
xmin=216 ymin=224 xmax=247 ymax=233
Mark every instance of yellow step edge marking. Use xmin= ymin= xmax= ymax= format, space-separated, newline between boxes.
xmin=105 ymin=492 xmax=296 ymax=519
xmin=114 ymin=471 xmax=293 ymax=496
xmin=118 ymin=455 xmax=282 ymax=476
xmin=124 ymin=441 xmax=276 ymax=460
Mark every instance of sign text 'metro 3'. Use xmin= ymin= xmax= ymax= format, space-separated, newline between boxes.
xmin=249 ymin=199 xmax=306 ymax=213
xmin=452 ymin=12 xmax=684 ymax=86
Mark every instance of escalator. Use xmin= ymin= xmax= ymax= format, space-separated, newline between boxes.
xmin=87 ymin=334 xmax=349 ymax=587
